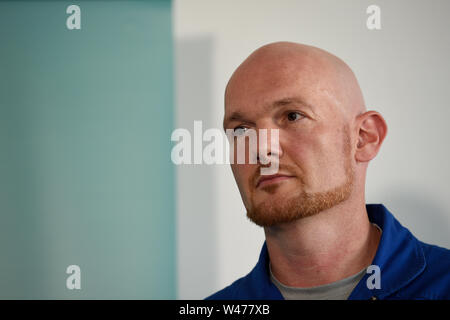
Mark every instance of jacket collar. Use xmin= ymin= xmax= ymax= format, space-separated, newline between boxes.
xmin=249 ymin=204 xmax=426 ymax=300
xmin=348 ymin=204 xmax=426 ymax=299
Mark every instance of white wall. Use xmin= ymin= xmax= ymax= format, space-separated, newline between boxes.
xmin=174 ymin=0 xmax=450 ymax=299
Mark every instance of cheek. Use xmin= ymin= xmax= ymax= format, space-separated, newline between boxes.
xmin=231 ymin=163 xmax=256 ymax=207
xmin=283 ymin=127 xmax=345 ymax=185
xmin=283 ymin=129 xmax=314 ymax=169
xmin=231 ymin=164 xmax=252 ymax=191
xmin=313 ymin=129 xmax=350 ymax=184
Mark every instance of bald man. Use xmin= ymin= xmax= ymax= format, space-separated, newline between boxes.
xmin=206 ymin=42 xmax=450 ymax=300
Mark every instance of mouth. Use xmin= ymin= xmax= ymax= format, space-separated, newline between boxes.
xmin=256 ymin=174 xmax=295 ymax=188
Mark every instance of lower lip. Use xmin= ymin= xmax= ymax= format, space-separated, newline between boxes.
xmin=257 ymin=176 xmax=293 ymax=188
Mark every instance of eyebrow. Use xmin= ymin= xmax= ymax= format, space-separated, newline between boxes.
xmin=223 ymin=96 xmax=314 ymax=129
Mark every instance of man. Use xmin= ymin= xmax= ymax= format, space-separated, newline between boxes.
xmin=206 ymin=42 xmax=450 ymax=300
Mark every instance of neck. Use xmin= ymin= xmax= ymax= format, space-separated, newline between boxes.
xmin=264 ymin=197 xmax=381 ymax=287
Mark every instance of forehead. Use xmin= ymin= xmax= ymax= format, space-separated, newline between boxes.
xmin=224 ymin=58 xmax=339 ymax=123
xmin=226 ymin=55 xmax=312 ymax=99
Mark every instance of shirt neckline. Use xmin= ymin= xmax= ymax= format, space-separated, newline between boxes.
xmin=269 ymin=223 xmax=383 ymax=292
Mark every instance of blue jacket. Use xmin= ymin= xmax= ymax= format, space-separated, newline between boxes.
xmin=207 ymin=204 xmax=450 ymax=300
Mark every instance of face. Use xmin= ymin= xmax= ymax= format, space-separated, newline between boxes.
xmin=224 ymin=53 xmax=355 ymax=227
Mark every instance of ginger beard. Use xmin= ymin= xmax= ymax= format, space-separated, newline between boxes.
xmin=245 ymin=128 xmax=354 ymax=227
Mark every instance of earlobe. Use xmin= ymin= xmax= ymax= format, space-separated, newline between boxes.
xmin=355 ymin=111 xmax=388 ymax=163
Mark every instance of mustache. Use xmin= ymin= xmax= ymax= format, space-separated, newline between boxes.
xmin=249 ymin=163 xmax=301 ymax=188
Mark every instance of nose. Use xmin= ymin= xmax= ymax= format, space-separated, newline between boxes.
xmin=256 ymin=128 xmax=283 ymax=165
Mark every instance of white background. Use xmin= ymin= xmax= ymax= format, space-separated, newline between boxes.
xmin=174 ymin=0 xmax=450 ymax=299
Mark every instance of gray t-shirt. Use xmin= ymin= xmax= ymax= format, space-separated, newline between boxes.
xmin=270 ymin=223 xmax=382 ymax=300
xmin=270 ymin=263 xmax=366 ymax=300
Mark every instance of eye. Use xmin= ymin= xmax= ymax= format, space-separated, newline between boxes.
xmin=287 ymin=111 xmax=304 ymax=122
xmin=233 ymin=126 xmax=249 ymax=136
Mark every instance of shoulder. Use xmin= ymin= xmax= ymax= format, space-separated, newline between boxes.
xmin=205 ymin=241 xmax=280 ymax=300
xmin=205 ymin=276 xmax=248 ymax=300
xmin=420 ymin=241 xmax=450 ymax=286
xmin=399 ymin=241 xmax=450 ymax=299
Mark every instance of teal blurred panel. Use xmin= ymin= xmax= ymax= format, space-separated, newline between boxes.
xmin=0 ymin=1 xmax=175 ymax=299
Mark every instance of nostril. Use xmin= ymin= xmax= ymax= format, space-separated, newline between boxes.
xmin=257 ymin=152 xmax=271 ymax=162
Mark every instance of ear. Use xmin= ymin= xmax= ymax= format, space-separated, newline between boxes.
xmin=354 ymin=111 xmax=388 ymax=162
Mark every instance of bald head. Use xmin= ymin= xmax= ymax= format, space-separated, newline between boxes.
xmin=225 ymin=42 xmax=366 ymax=124
xmin=224 ymin=42 xmax=388 ymax=227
